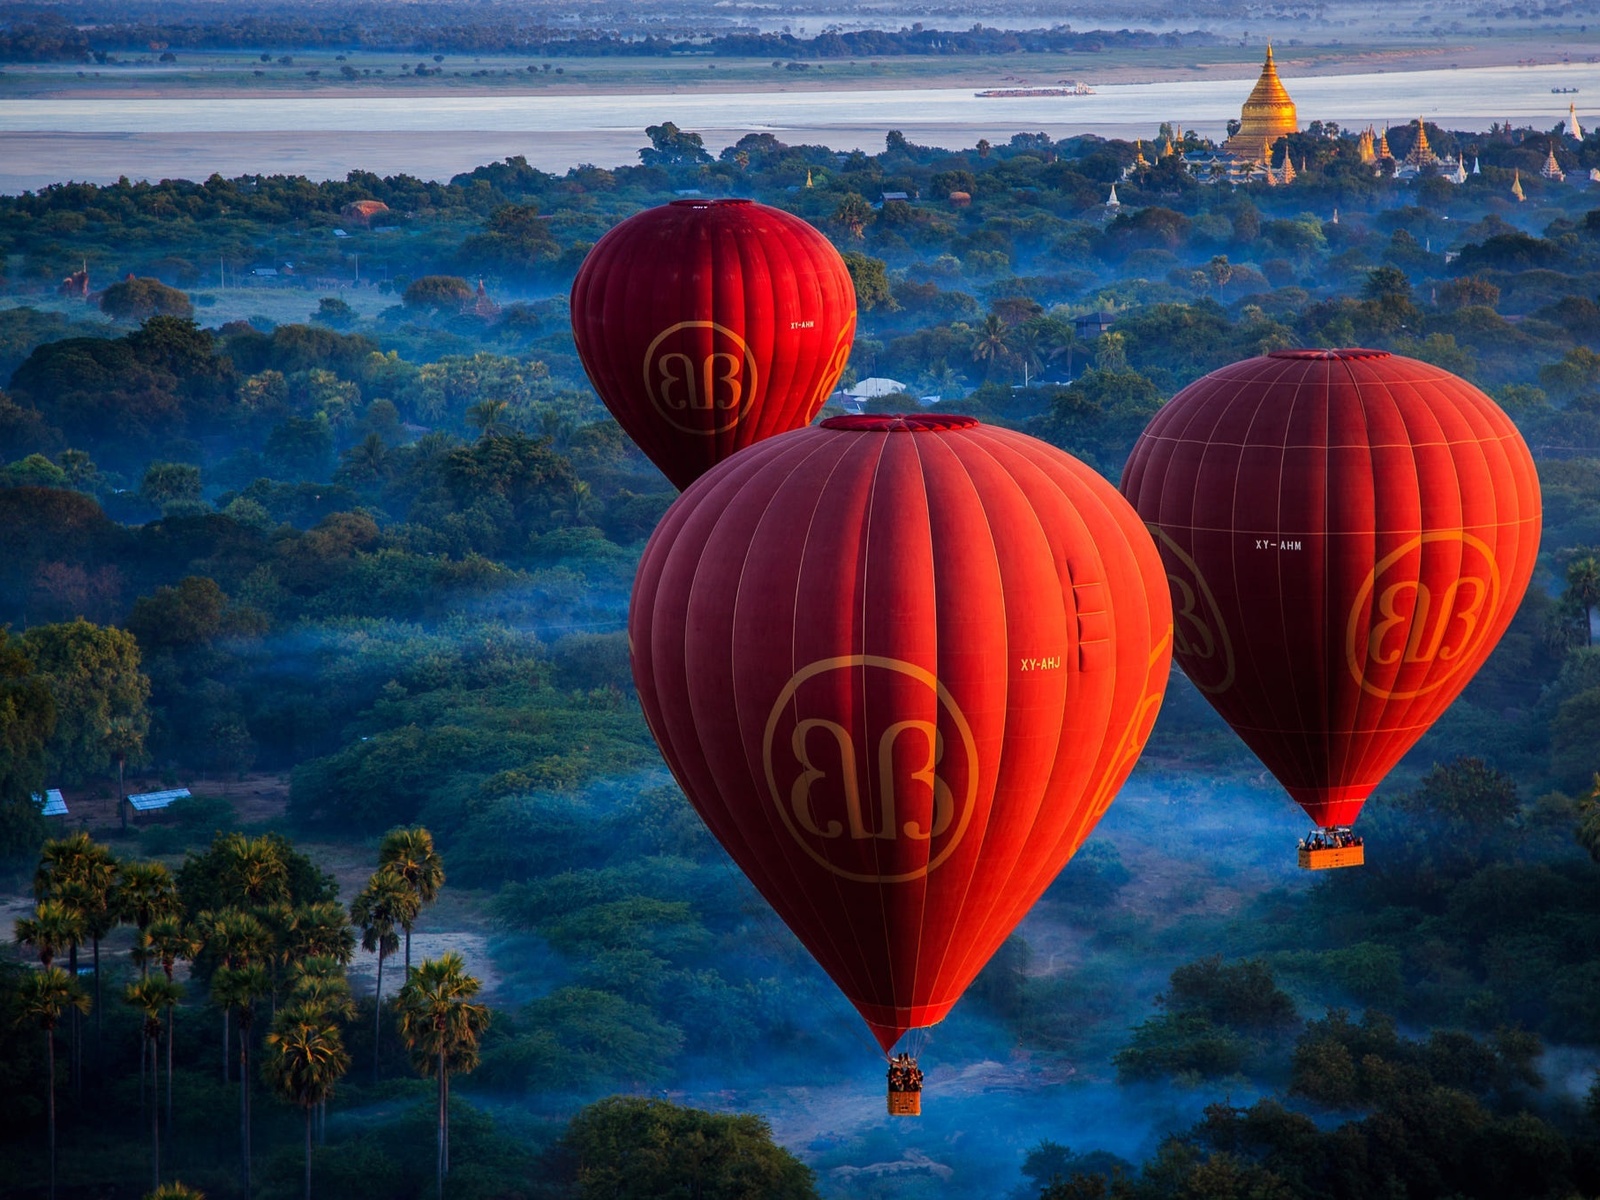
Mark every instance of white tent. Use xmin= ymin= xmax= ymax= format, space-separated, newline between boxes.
xmin=846 ymin=377 xmax=909 ymax=399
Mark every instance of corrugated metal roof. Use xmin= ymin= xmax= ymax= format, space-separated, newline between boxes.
xmin=128 ymin=788 xmax=190 ymax=812
xmin=33 ymin=789 xmax=67 ymax=816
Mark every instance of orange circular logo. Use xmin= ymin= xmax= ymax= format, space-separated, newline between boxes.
xmin=642 ymin=320 xmax=760 ymax=435
xmin=1151 ymin=526 xmax=1235 ymax=695
xmin=1345 ymin=531 xmax=1502 ymax=700
xmin=761 ymin=655 xmax=979 ymax=883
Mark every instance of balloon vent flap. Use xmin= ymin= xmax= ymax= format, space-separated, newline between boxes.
xmin=822 ymin=413 xmax=981 ymax=433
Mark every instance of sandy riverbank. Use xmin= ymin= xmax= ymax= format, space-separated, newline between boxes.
xmin=0 ymin=35 xmax=1593 ymax=101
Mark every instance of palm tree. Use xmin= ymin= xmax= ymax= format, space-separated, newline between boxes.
xmin=219 ymin=834 xmax=289 ymax=907
xmin=395 ymin=954 xmax=491 ymax=1199
xmin=552 ymin=479 xmax=596 ymax=528
xmin=144 ymin=916 xmax=199 ymax=1136
xmin=266 ymin=1004 xmax=351 ymax=1200
xmin=144 ymin=1185 xmax=205 ymax=1200
xmin=56 ymin=875 xmax=117 ymax=1072
xmin=832 ymin=192 xmax=873 ymax=239
xmin=350 ymin=870 xmax=418 ymax=1083
xmin=1208 ymin=254 xmax=1235 ymax=298
xmin=257 ymin=900 xmax=300 ymax=1010
xmin=125 ymin=976 xmax=182 ymax=1191
xmin=117 ymin=862 xmax=181 ymax=976
xmin=1565 ymin=556 xmax=1600 ymax=646
xmin=465 ymin=398 xmax=515 ymax=438
xmin=106 ymin=717 xmax=145 ymax=833
xmin=377 ymin=827 xmax=445 ymax=975
xmin=36 ymin=832 xmax=119 ymax=1086
xmin=200 ymin=908 xmax=271 ymax=1083
xmin=15 ymin=966 xmax=91 ymax=1200
xmin=287 ymin=957 xmax=356 ymax=1145
xmin=341 ymin=432 xmax=391 ymax=485
xmin=212 ymin=963 xmax=271 ymax=1195
xmin=290 ymin=901 xmax=355 ymax=966
xmin=1028 ymin=314 xmax=1077 ymax=380
xmin=15 ymin=899 xmax=84 ymax=968
xmin=970 ymin=314 xmax=1011 ymax=379
xmin=290 ymin=957 xmax=358 ymax=1021
xmin=1011 ymin=322 xmax=1045 ymax=387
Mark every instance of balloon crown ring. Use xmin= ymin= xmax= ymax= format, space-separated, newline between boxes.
xmin=822 ymin=413 xmax=981 ymax=433
xmin=670 ymin=197 xmax=755 ymax=207
xmin=1268 ymin=348 xmax=1390 ymax=361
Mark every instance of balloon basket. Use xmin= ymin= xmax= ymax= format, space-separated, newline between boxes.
xmin=888 ymin=1089 xmax=922 ymax=1117
xmin=1298 ymin=844 xmax=1364 ymax=870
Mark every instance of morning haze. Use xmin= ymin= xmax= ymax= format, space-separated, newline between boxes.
xmin=2 ymin=1 xmax=1600 ymax=1198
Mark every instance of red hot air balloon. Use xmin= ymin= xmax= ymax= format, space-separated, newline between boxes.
xmin=571 ymin=198 xmax=857 ymax=490
xmin=1121 ymin=350 xmax=1540 ymax=858
xmin=630 ymin=413 xmax=1172 ymax=1053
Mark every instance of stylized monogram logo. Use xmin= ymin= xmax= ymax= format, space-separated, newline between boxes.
xmin=809 ymin=317 xmax=857 ymax=409
xmin=761 ymin=655 xmax=978 ymax=883
xmin=1150 ymin=526 xmax=1235 ymax=695
xmin=641 ymin=320 xmax=760 ymax=435
xmin=1345 ymin=531 xmax=1502 ymax=700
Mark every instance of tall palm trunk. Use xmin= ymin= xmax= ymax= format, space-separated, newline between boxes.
xmin=149 ymin=1032 xmax=160 ymax=1191
xmin=67 ymin=941 xmax=80 ymax=1096
xmin=239 ymin=1018 xmax=253 ymax=1197
xmin=45 ymin=1027 xmax=57 ymax=1200
xmin=223 ymin=1009 xmax=230 ymax=1083
xmin=93 ymin=936 xmax=103 ymax=1066
xmin=165 ymin=1002 xmax=175 ymax=1138
xmin=436 ymin=1040 xmax=446 ymax=1200
xmin=405 ymin=927 xmax=412 ymax=976
xmin=303 ymin=1106 xmax=313 ymax=1200
xmin=372 ymin=950 xmax=385 ymax=1085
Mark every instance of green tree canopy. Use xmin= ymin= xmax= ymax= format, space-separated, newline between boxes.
xmin=19 ymin=620 xmax=149 ymax=787
xmin=0 ymin=629 xmax=54 ymax=859
xmin=100 ymin=278 xmax=193 ymax=322
xmin=557 ymin=1097 xmax=818 ymax=1200
xmin=402 ymin=276 xmax=473 ymax=313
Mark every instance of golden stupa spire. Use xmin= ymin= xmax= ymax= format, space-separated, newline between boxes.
xmin=1511 ymin=169 xmax=1525 ymax=201
xmin=1408 ymin=117 xmax=1434 ymax=165
xmin=1224 ymin=42 xmax=1300 ymax=160
xmin=1134 ymin=139 xmax=1149 ymax=168
xmin=1378 ymin=126 xmax=1392 ymax=159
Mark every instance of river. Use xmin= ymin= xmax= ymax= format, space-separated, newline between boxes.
xmin=1 ymin=60 xmax=1594 ymax=191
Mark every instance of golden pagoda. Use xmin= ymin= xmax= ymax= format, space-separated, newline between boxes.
xmin=1406 ymin=118 xmax=1438 ymax=167
xmin=1511 ymin=169 xmax=1525 ymax=202
xmin=1223 ymin=44 xmax=1299 ymax=160
xmin=1357 ymin=127 xmax=1376 ymax=165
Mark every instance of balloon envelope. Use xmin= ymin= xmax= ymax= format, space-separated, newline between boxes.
xmin=1121 ymin=349 xmax=1541 ymax=828
xmin=571 ymin=198 xmax=857 ymax=490
xmin=630 ymin=413 xmax=1172 ymax=1048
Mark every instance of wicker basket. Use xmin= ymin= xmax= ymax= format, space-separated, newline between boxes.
xmin=1298 ymin=844 xmax=1365 ymax=871
xmin=887 ymin=1089 xmax=922 ymax=1117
